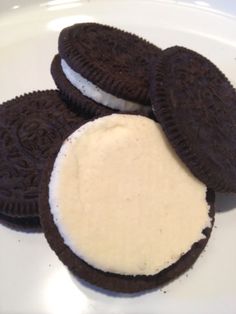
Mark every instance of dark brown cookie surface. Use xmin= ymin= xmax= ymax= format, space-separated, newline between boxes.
xmin=0 ymin=90 xmax=86 ymax=217
xmin=39 ymin=146 xmax=215 ymax=293
xmin=58 ymin=23 xmax=161 ymax=106
xmin=150 ymin=46 xmax=236 ymax=192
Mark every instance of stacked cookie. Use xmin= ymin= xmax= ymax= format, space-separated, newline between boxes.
xmin=1 ymin=23 xmax=236 ymax=293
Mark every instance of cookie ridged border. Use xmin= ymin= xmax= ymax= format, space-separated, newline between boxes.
xmin=0 ymin=212 xmax=41 ymax=229
xmin=39 ymin=141 xmax=215 ymax=293
xmin=0 ymin=199 xmax=38 ymax=217
xmin=59 ymin=23 xmax=161 ymax=106
xmin=150 ymin=46 xmax=236 ymax=192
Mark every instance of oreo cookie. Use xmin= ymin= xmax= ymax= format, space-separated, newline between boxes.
xmin=39 ymin=114 xmax=215 ymax=293
xmin=150 ymin=46 xmax=236 ymax=193
xmin=0 ymin=90 xmax=86 ymax=219
xmin=52 ymin=23 xmax=161 ymax=114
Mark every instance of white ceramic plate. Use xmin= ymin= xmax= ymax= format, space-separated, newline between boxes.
xmin=0 ymin=1 xmax=236 ymax=313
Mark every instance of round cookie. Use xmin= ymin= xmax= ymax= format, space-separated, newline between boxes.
xmin=150 ymin=46 xmax=236 ymax=193
xmin=40 ymin=114 xmax=215 ymax=293
xmin=53 ymin=23 xmax=161 ymax=114
xmin=0 ymin=90 xmax=86 ymax=218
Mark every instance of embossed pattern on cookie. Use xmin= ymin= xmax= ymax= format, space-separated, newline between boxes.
xmin=0 ymin=90 xmax=86 ymax=217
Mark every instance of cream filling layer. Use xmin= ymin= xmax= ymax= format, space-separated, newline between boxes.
xmin=49 ymin=114 xmax=211 ymax=276
xmin=61 ymin=59 xmax=146 ymax=112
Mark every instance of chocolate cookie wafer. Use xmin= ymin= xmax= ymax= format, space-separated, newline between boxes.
xmin=0 ymin=90 xmax=86 ymax=219
xmin=40 ymin=114 xmax=214 ymax=293
xmin=150 ymin=46 xmax=236 ymax=192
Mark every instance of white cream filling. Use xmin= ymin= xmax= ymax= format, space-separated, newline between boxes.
xmin=49 ymin=114 xmax=211 ymax=276
xmin=61 ymin=59 xmax=147 ymax=112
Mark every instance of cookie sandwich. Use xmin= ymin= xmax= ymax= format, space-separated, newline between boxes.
xmin=51 ymin=23 xmax=161 ymax=116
